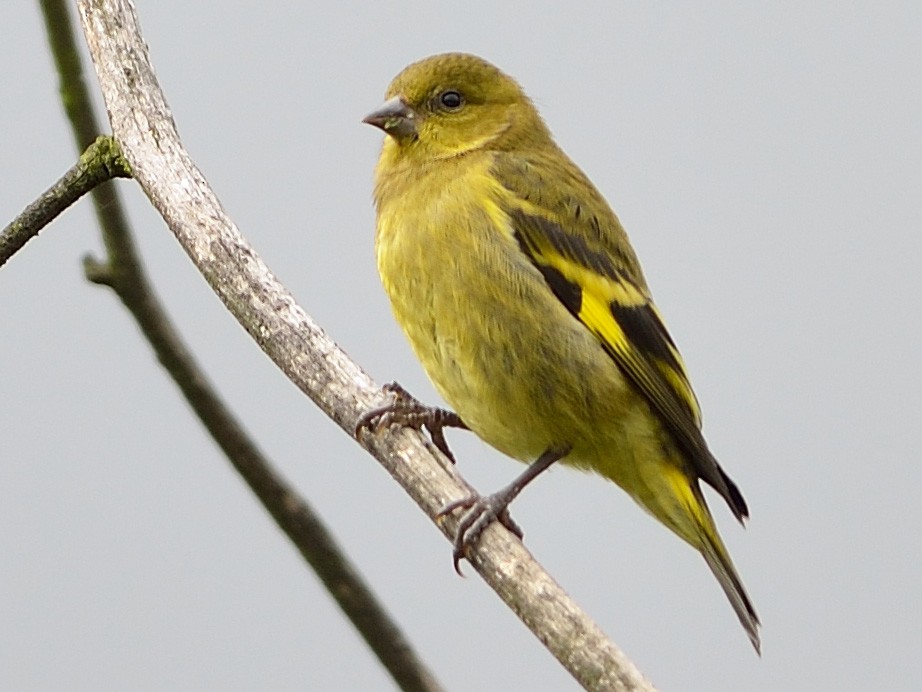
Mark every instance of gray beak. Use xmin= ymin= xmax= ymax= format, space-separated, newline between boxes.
xmin=363 ymin=96 xmax=418 ymax=140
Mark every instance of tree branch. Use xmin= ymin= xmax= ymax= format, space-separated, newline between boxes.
xmin=0 ymin=136 xmax=129 ymax=267
xmin=34 ymin=2 xmax=443 ymax=691
xmin=75 ymin=0 xmax=655 ymax=689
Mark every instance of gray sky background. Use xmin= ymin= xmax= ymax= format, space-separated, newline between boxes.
xmin=3 ymin=2 xmax=921 ymax=690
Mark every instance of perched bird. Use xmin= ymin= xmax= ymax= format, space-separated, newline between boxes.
xmin=361 ymin=52 xmax=760 ymax=651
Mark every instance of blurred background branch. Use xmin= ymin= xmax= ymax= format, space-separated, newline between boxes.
xmin=32 ymin=1 xmax=443 ymax=690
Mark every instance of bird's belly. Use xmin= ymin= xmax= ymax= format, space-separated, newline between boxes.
xmin=377 ymin=213 xmax=661 ymax=481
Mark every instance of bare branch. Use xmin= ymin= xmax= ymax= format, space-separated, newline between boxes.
xmin=35 ymin=2 xmax=443 ymax=690
xmin=76 ymin=0 xmax=655 ymax=689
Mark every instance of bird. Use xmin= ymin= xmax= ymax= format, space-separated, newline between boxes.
xmin=359 ymin=52 xmax=760 ymax=652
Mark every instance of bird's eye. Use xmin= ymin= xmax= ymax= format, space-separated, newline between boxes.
xmin=438 ymin=90 xmax=464 ymax=111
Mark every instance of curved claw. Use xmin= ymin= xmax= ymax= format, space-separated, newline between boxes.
xmin=434 ymin=446 xmax=567 ymax=573
xmin=427 ymin=426 xmax=455 ymax=463
xmin=353 ymin=400 xmax=398 ymax=437
xmin=354 ymin=382 xmax=408 ymax=436
xmin=437 ymin=492 xmax=524 ymax=575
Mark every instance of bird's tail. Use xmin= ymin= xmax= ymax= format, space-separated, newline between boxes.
xmin=699 ymin=521 xmax=761 ymax=654
xmin=647 ymin=464 xmax=761 ymax=653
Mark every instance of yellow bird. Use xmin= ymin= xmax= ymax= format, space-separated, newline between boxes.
xmin=361 ymin=52 xmax=759 ymax=651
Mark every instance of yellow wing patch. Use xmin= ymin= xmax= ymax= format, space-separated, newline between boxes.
xmin=507 ymin=205 xmax=706 ymax=451
xmin=491 ymin=146 xmax=748 ymax=522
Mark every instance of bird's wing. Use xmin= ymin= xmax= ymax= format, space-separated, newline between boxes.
xmin=493 ymin=153 xmax=748 ymax=520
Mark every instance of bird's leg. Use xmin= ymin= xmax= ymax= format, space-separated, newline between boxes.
xmin=437 ymin=444 xmax=571 ymax=574
xmin=354 ymin=382 xmax=468 ymax=463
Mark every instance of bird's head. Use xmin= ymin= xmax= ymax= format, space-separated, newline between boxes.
xmin=364 ymin=53 xmax=549 ymax=162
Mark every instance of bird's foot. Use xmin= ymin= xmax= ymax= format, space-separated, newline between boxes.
xmin=354 ymin=382 xmax=467 ymax=463
xmin=436 ymin=489 xmax=524 ymax=574
xmin=434 ymin=445 xmax=569 ymax=573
